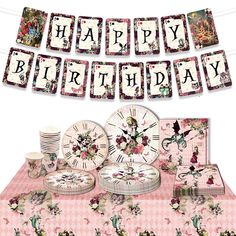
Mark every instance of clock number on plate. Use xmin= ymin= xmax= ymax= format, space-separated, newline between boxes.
xmin=113 ymin=180 xmax=120 ymax=185
xmin=116 ymin=154 xmax=124 ymax=162
xmin=72 ymin=159 xmax=78 ymax=167
xmin=108 ymin=123 xmax=116 ymax=127
xmin=152 ymin=135 xmax=159 ymax=140
xmin=142 ymin=111 xmax=148 ymax=120
xmin=65 ymin=152 xmax=72 ymax=159
xmin=129 ymin=108 xmax=136 ymax=117
xmin=107 ymin=135 xmax=113 ymax=141
xmin=104 ymin=176 xmax=112 ymax=180
xmin=142 ymin=156 xmax=147 ymax=162
xmin=98 ymin=153 xmax=105 ymax=158
xmin=63 ymin=144 xmax=70 ymax=148
xmin=108 ymin=145 xmax=116 ymax=155
xmin=126 ymin=181 xmax=131 ymax=185
xmin=100 ymin=144 xmax=107 ymax=149
xmin=117 ymin=111 xmax=124 ymax=120
xmin=82 ymin=123 xmax=88 ymax=130
xmin=97 ymin=134 xmax=104 ymax=139
xmin=83 ymin=162 xmax=87 ymax=169
xmin=73 ymin=125 xmax=79 ymax=132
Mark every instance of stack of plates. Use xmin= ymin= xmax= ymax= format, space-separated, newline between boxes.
xmin=43 ymin=169 xmax=95 ymax=195
xmin=98 ymin=162 xmax=161 ymax=195
xmin=40 ymin=126 xmax=61 ymax=154
xmin=174 ymin=164 xmax=225 ymax=197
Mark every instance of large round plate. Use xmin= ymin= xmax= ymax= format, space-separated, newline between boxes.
xmin=105 ymin=105 xmax=160 ymax=164
xmin=62 ymin=120 xmax=109 ymax=171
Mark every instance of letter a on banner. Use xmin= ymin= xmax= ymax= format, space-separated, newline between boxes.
xmin=61 ymin=59 xmax=89 ymax=97
xmin=134 ymin=17 xmax=160 ymax=55
xmin=106 ymin=18 xmax=131 ymax=56
xmin=46 ymin=13 xmax=75 ymax=52
xmin=161 ymin=14 xmax=190 ymax=53
xmin=3 ymin=48 xmax=34 ymax=88
xmin=76 ymin=16 xmax=103 ymax=54
xmin=119 ymin=62 xmax=144 ymax=99
xmin=174 ymin=56 xmax=203 ymax=96
xmin=201 ymin=50 xmax=232 ymax=90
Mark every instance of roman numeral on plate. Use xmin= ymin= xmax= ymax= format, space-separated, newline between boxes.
xmin=108 ymin=145 xmax=116 ymax=155
xmin=108 ymin=135 xmax=113 ymax=140
xmin=150 ymin=146 xmax=158 ymax=153
xmin=82 ymin=123 xmax=88 ymax=130
xmin=117 ymin=111 xmax=124 ymax=119
xmin=116 ymin=154 xmax=124 ymax=162
xmin=100 ymin=144 xmax=107 ymax=149
xmin=83 ymin=162 xmax=87 ymax=169
xmin=129 ymin=108 xmax=136 ymax=117
xmin=73 ymin=125 xmax=79 ymax=132
xmin=72 ymin=159 xmax=78 ymax=167
xmin=152 ymin=135 xmax=160 ymax=140
xmin=63 ymin=144 xmax=70 ymax=148
xmin=65 ymin=152 xmax=72 ymax=159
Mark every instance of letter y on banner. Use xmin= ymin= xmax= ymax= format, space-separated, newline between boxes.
xmin=46 ymin=13 xmax=75 ymax=52
xmin=106 ymin=18 xmax=131 ymax=56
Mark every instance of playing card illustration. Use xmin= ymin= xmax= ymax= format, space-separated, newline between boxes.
xmin=3 ymin=47 xmax=34 ymax=88
xmin=119 ymin=63 xmax=144 ymax=99
xmin=174 ymin=56 xmax=203 ymax=96
xmin=90 ymin=62 xmax=116 ymax=99
xmin=201 ymin=50 xmax=232 ymax=90
xmin=61 ymin=59 xmax=89 ymax=97
xmin=32 ymin=54 xmax=61 ymax=94
xmin=46 ymin=13 xmax=75 ymax=52
xmin=159 ymin=119 xmax=209 ymax=175
xmin=76 ymin=16 xmax=103 ymax=54
xmin=146 ymin=61 xmax=172 ymax=98
xmin=188 ymin=8 xmax=219 ymax=49
xmin=16 ymin=7 xmax=48 ymax=48
xmin=106 ymin=18 xmax=130 ymax=56
xmin=161 ymin=14 xmax=190 ymax=53
xmin=134 ymin=17 xmax=159 ymax=55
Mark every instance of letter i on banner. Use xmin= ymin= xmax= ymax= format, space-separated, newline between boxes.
xmin=187 ymin=9 xmax=219 ymax=49
xmin=46 ymin=13 xmax=75 ymax=52
xmin=2 ymin=48 xmax=34 ymax=88
xmin=61 ymin=59 xmax=89 ymax=97
xmin=161 ymin=14 xmax=190 ymax=53
xmin=90 ymin=62 xmax=116 ymax=99
xmin=106 ymin=18 xmax=131 ymax=56
xmin=32 ymin=55 xmax=61 ymax=94
xmin=16 ymin=7 xmax=48 ymax=48
xmin=76 ymin=16 xmax=103 ymax=54
xmin=174 ymin=57 xmax=203 ymax=96
xmin=146 ymin=61 xmax=172 ymax=98
xmin=119 ymin=62 xmax=144 ymax=99
xmin=201 ymin=50 xmax=232 ymax=90
xmin=134 ymin=17 xmax=159 ymax=55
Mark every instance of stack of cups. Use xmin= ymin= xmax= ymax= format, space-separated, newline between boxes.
xmin=39 ymin=126 xmax=61 ymax=175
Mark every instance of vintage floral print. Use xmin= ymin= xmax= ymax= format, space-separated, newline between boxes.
xmin=188 ymin=8 xmax=219 ymax=49
xmin=16 ymin=7 xmax=48 ymax=48
xmin=201 ymin=50 xmax=232 ymax=90
xmin=2 ymin=47 xmax=34 ymax=88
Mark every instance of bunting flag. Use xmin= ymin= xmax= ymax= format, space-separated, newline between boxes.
xmin=1 ymin=7 xmax=233 ymax=99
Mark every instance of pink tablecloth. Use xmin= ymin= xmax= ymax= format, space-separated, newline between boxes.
xmin=1 ymin=161 xmax=236 ymax=236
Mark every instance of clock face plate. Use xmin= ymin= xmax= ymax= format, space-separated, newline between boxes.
xmin=62 ymin=120 xmax=109 ymax=171
xmin=43 ymin=169 xmax=95 ymax=195
xmin=98 ymin=162 xmax=161 ymax=195
xmin=105 ymin=105 xmax=160 ymax=164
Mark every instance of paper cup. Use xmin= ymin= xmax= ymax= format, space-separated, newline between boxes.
xmin=25 ymin=152 xmax=44 ymax=179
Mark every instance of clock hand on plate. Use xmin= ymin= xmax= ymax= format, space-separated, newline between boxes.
xmin=118 ymin=127 xmax=129 ymax=136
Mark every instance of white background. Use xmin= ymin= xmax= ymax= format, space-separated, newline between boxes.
xmin=0 ymin=0 xmax=235 ymax=194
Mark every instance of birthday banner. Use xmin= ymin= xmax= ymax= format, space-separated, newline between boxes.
xmin=2 ymin=7 xmax=233 ymax=99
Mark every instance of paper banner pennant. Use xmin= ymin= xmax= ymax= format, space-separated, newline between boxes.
xmin=134 ymin=17 xmax=160 ymax=55
xmin=46 ymin=13 xmax=75 ymax=52
xmin=119 ymin=62 xmax=144 ymax=99
xmin=161 ymin=14 xmax=190 ymax=53
xmin=90 ymin=62 xmax=116 ymax=99
xmin=188 ymin=8 xmax=219 ymax=49
xmin=106 ymin=18 xmax=131 ymax=56
xmin=146 ymin=61 xmax=172 ymax=99
xmin=61 ymin=59 xmax=89 ymax=97
xmin=3 ymin=47 xmax=34 ymax=88
xmin=32 ymin=54 xmax=61 ymax=94
xmin=16 ymin=7 xmax=48 ymax=48
xmin=201 ymin=50 xmax=232 ymax=90
xmin=174 ymin=56 xmax=203 ymax=96
xmin=76 ymin=16 xmax=103 ymax=54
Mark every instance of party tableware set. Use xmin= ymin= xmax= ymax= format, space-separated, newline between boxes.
xmin=26 ymin=104 xmax=225 ymax=197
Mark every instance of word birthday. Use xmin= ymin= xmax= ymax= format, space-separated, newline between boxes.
xmin=3 ymin=48 xmax=232 ymax=99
